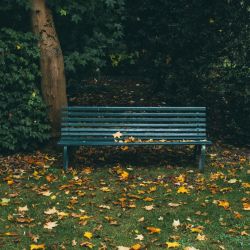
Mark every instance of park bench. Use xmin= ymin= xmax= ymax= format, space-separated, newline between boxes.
xmin=58 ymin=106 xmax=212 ymax=171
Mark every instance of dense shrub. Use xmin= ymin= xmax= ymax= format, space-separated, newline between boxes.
xmin=0 ymin=28 xmax=50 ymax=151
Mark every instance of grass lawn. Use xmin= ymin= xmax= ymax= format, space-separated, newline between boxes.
xmin=0 ymin=144 xmax=249 ymax=250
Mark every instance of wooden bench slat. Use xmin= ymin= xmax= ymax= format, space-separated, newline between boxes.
xmin=63 ymin=106 xmax=206 ymax=111
xmin=61 ymin=128 xmax=206 ymax=132
xmin=62 ymin=112 xmax=206 ymax=117
xmin=62 ymin=117 xmax=206 ymax=122
xmin=61 ymin=132 xmax=206 ymax=137
xmin=58 ymin=140 xmax=212 ymax=146
xmin=61 ymin=123 xmax=206 ymax=127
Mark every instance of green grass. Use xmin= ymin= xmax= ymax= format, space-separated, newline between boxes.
xmin=0 ymin=145 xmax=249 ymax=249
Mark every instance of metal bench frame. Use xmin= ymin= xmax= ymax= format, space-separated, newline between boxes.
xmin=58 ymin=106 xmax=212 ymax=171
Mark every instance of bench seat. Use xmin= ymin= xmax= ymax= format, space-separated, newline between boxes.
xmin=58 ymin=106 xmax=212 ymax=171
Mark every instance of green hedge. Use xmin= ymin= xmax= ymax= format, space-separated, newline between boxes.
xmin=0 ymin=28 xmax=50 ymax=152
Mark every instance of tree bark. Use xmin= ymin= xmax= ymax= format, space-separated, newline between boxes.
xmin=31 ymin=0 xmax=67 ymax=137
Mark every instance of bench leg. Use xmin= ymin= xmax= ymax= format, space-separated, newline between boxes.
xmin=198 ymin=145 xmax=206 ymax=172
xmin=63 ymin=146 xmax=69 ymax=170
xmin=193 ymin=145 xmax=200 ymax=160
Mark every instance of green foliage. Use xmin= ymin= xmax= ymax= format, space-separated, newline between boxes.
xmin=121 ymin=0 xmax=250 ymax=143
xmin=48 ymin=0 xmax=126 ymax=79
xmin=0 ymin=28 xmax=50 ymax=151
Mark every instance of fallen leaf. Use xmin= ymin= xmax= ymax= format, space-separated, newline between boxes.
xmin=191 ymin=227 xmax=203 ymax=233
xmin=146 ymin=227 xmax=161 ymax=234
xmin=228 ymin=179 xmax=237 ymax=184
xmin=80 ymin=241 xmax=94 ymax=248
xmin=120 ymin=171 xmax=129 ymax=180
xmin=131 ymin=243 xmax=142 ymax=250
xmin=243 ymin=202 xmax=250 ymax=210
xmin=44 ymin=207 xmax=59 ymax=215
xmin=184 ymin=247 xmax=199 ymax=250
xmin=177 ymin=186 xmax=189 ymax=194
xmin=138 ymin=217 xmax=144 ymax=222
xmin=100 ymin=187 xmax=112 ymax=192
xmin=143 ymin=197 xmax=154 ymax=202
xmin=43 ymin=221 xmax=58 ymax=230
xmin=144 ymin=205 xmax=154 ymax=211
xmin=30 ymin=244 xmax=45 ymax=250
xmin=40 ymin=190 xmax=52 ymax=196
xmin=218 ymin=200 xmax=230 ymax=209
xmin=117 ymin=247 xmax=130 ymax=250
xmin=113 ymin=131 xmax=123 ymax=138
xmin=168 ymin=203 xmax=181 ymax=207
xmin=72 ymin=239 xmax=77 ymax=246
xmin=166 ymin=242 xmax=180 ymax=248
xmin=83 ymin=167 xmax=93 ymax=174
xmin=18 ymin=205 xmax=29 ymax=213
xmin=2 ymin=232 xmax=18 ymax=236
xmin=134 ymin=234 xmax=144 ymax=241
xmin=84 ymin=231 xmax=93 ymax=239
xmin=196 ymin=234 xmax=207 ymax=241
xmin=0 ymin=198 xmax=10 ymax=206
xmin=172 ymin=219 xmax=181 ymax=229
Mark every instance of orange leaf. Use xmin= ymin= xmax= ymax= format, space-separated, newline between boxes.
xmin=243 ymin=202 xmax=250 ymax=211
xmin=218 ymin=200 xmax=230 ymax=209
xmin=146 ymin=227 xmax=161 ymax=234
xmin=131 ymin=243 xmax=142 ymax=250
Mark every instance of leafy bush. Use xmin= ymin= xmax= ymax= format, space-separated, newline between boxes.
xmin=0 ymin=28 xmax=50 ymax=152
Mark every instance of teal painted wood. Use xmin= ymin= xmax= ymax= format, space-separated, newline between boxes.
xmin=61 ymin=128 xmax=206 ymax=132
xmin=63 ymin=106 xmax=206 ymax=111
xmin=199 ymin=145 xmax=206 ymax=172
xmin=62 ymin=117 xmax=206 ymax=122
xmin=58 ymin=140 xmax=212 ymax=146
xmin=63 ymin=146 xmax=68 ymax=170
xmin=58 ymin=106 xmax=211 ymax=170
xmin=62 ymin=112 xmax=206 ymax=117
xmin=61 ymin=123 xmax=206 ymax=127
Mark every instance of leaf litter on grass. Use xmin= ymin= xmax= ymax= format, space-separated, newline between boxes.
xmin=0 ymin=144 xmax=249 ymax=249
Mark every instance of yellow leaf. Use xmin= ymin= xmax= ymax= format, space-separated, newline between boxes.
xmin=100 ymin=187 xmax=111 ymax=192
xmin=143 ymin=197 xmax=154 ymax=202
xmin=30 ymin=244 xmax=45 ymax=250
xmin=148 ymin=186 xmax=157 ymax=192
xmin=175 ymin=174 xmax=185 ymax=183
xmin=177 ymin=186 xmax=189 ymax=194
xmin=16 ymin=44 xmax=21 ymax=50
xmin=166 ymin=241 xmax=180 ymax=248
xmin=7 ymin=180 xmax=14 ymax=185
xmin=191 ymin=227 xmax=203 ymax=233
xmin=79 ymin=215 xmax=92 ymax=220
xmin=218 ymin=200 xmax=230 ymax=209
xmin=84 ymin=232 xmax=93 ymax=239
xmin=131 ymin=243 xmax=142 ymax=250
xmin=120 ymin=171 xmax=129 ymax=180
xmin=3 ymin=232 xmax=18 ymax=236
xmin=146 ymin=227 xmax=161 ymax=234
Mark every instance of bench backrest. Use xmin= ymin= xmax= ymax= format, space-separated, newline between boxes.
xmin=61 ymin=107 xmax=207 ymax=143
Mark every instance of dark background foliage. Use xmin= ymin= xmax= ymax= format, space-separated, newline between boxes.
xmin=0 ymin=28 xmax=50 ymax=151
xmin=0 ymin=0 xmax=249 ymax=151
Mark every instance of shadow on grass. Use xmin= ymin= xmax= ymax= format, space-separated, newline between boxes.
xmin=69 ymin=145 xmax=198 ymax=169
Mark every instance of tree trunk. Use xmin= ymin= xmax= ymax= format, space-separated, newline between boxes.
xmin=31 ymin=0 xmax=67 ymax=137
